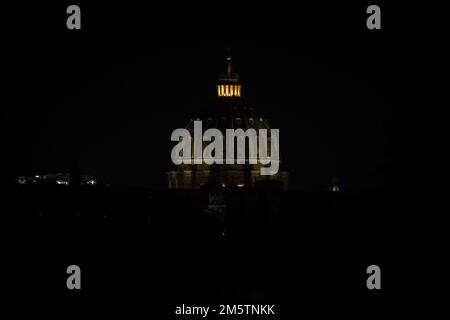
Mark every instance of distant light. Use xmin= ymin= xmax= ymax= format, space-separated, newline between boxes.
xmin=35 ymin=175 xmax=40 ymax=178
xmin=221 ymin=184 xmax=226 ymax=187
xmin=56 ymin=180 xmax=69 ymax=185
xmin=87 ymin=179 xmax=96 ymax=185
xmin=17 ymin=176 xmax=27 ymax=185
xmin=332 ymin=186 xmax=340 ymax=192
xmin=217 ymin=84 xmax=241 ymax=97
xmin=237 ymin=184 xmax=245 ymax=187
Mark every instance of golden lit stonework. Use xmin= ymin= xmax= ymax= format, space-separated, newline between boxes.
xmin=216 ymin=48 xmax=241 ymax=99
xmin=217 ymin=84 xmax=241 ymax=97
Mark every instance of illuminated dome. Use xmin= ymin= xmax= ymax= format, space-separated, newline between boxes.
xmin=167 ymin=50 xmax=289 ymax=190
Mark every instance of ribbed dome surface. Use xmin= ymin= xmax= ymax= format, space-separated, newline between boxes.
xmin=185 ymin=104 xmax=272 ymax=133
xmin=167 ymin=50 xmax=288 ymax=190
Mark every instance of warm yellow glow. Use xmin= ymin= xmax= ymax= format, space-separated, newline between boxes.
xmin=237 ymin=183 xmax=245 ymax=187
xmin=217 ymin=84 xmax=241 ymax=97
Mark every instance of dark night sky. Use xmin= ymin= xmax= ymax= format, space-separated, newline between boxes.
xmin=3 ymin=2 xmax=416 ymax=189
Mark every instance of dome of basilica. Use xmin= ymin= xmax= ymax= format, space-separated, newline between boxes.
xmin=168 ymin=50 xmax=289 ymax=190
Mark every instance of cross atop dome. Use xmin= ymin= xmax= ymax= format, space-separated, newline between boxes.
xmin=225 ymin=47 xmax=233 ymax=78
xmin=217 ymin=48 xmax=241 ymax=98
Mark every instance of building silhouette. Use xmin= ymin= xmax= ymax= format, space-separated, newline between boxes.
xmin=167 ymin=49 xmax=289 ymax=190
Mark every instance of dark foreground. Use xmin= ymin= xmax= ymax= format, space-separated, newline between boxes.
xmin=4 ymin=184 xmax=408 ymax=317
